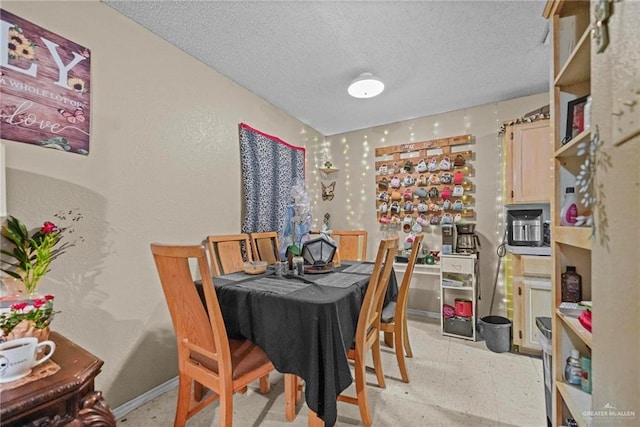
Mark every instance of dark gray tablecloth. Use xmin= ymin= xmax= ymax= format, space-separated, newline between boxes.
xmin=206 ymin=262 xmax=397 ymax=426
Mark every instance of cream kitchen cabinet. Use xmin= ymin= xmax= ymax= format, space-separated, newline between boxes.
xmin=505 ymin=120 xmax=553 ymax=204
xmin=512 ymin=255 xmax=552 ymax=353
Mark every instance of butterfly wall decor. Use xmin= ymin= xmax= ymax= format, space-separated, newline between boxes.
xmin=322 ymin=181 xmax=336 ymax=201
xmin=58 ymin=106 xmax=85 ymax=124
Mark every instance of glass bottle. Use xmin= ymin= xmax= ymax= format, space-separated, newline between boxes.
xmin=292 ymin=256 xmax=304 ymax=276
xmin=561 ymin=266 xmax=582 ymax=302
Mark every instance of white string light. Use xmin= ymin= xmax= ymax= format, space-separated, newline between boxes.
xmin=494 ymin=103 xmax=508 ymax=311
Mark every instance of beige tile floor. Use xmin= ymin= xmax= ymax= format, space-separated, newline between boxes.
xmin=118 ymin=317 xmax=547 ymax=426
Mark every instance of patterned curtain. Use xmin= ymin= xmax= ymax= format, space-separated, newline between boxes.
xmin=239 ymin=123 xmax=305 ymax=252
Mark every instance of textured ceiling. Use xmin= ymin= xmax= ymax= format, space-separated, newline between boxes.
xmin=104 ymin=0 xmax=550 ymax=136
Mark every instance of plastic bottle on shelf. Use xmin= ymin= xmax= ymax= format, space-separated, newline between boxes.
xmin=584 ymin=96 xmax=592 ymax=129
xmin=561 ymin=266 xmax=582 ymax=302
xmin=565 ymin=349 xmax=582 ymax=385
xmin=560 ymin=187 xmax=578 ymax=226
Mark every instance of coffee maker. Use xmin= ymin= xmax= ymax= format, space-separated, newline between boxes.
xmin=455 ymin=223 xmax=481 ymax=255
xmin=441 ymin=225 xmax=454 ymax=254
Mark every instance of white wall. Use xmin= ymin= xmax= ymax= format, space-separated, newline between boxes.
xmin=307 ymin=93 xmax=550 ymax=315
xmin=2 ymin=0 xmax=323 ymax=407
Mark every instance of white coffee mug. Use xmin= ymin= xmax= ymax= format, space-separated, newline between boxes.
xmin=0 ymin=337 xmax=56 ymax=383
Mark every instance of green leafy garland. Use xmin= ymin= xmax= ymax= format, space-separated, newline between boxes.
xmin=498 ymin=112 xmax=550 ymax=135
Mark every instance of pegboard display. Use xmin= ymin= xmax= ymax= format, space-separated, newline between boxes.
xmin=374 ymin=134 xmax=475 ymax=229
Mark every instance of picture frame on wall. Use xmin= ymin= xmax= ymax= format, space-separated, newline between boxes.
xmin=0 ymin=9 xmax=91 ymax=155
xmin=564 ymin=95 xmax=589 ymax=144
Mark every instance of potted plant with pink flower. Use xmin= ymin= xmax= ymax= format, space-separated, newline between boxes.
xmin=0 ymin=211 xmax=82 ymax=341
xmin=0 ymin=295 xmax=57 ymax=342
xmin=1 ymin=211 xmax=82 ymax=296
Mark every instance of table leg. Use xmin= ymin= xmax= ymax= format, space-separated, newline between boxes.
xmin=285 ymin=374 xmax=297 ymax=421
xmin=296 ymin=376 xmax=302 ymax=403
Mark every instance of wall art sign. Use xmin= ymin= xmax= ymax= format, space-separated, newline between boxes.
xmin=0 ymin=9 xmax=90 ymax=155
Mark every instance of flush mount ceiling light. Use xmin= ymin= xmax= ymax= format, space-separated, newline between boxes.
xmin=347 ymin=72 xmax=384 ymax=98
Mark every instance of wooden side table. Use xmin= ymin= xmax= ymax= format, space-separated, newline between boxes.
xmin=0 ymin=332 xmax=116 ymax=426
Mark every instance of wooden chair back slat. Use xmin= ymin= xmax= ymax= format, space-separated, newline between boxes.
xmin=332 ymin=230 xmax=368 ymax=262
xmin=206 ymin=234 xmax=252 ymax=276
xmin=250 ymin=232 xmax=281 ymax=265
xmin=356 ymin=237 xmax=398 ymax=351
xmin=397 ymin=233 xmax=424 ymax=314
xmin=308 ymin=230 xmax=368 ymax=264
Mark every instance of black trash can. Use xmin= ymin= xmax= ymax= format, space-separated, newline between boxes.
xmin=536 ymin=317 xmax=552 ymax=427
xmin=478 ymin=315 xmax=512 ymax=353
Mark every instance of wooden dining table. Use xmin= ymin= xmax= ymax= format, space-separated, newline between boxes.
xmin=206 ymin=262 xmax=397 ymax=426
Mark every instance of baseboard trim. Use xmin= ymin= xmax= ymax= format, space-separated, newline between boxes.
xmin=407 ymin=308 xmax=439 ymax=319
xmin=112 ymin=376 xmax=178 ymax=420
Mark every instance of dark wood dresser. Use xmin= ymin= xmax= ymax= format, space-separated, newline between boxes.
xmin=0 ymin=332 xmax=116 ymax=426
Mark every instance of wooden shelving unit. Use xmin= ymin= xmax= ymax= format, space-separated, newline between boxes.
xmin=544 ymin=1 xmax=593 ymax=426
xmin=553 ymin=226 xmax=592 ymax=250
xmin=556 ymin=382 xmax=593 ymax=427
xmin=555 ymin=129 xmax=591 ymax=158
xmin=440 ymin=254 xmax=478 ymax=341
xmin=557 ymin=310 xmax=593 ymax=348
xmin=554 ymin=26 xmax=591 ymax=88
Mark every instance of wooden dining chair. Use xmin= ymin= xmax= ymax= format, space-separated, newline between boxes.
xmin=205 ymin=234 xmax=252 ymax=276
xmin=249 ymin=231 xmax=281 ymax=265
xmin=380 ymin=233 xmax=424 ymax=383
xmin=331 ymin=230 xmax=368 ymax=264
xmin=337 ymin=237 xmax=398 ymax=427
xmin=150 ymin=244 xmax=274 ymax=427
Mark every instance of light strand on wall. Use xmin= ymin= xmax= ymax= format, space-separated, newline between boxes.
xmin=495 ymin=105 xmax=508 ymax=311
xmin=311 ymin=134 xmax=329 ymax=230
xmin=342 ymin=136 xmax=353 ymax=226
xmin=407 ymin=126 xmax=415 ymax=142
xmin=359 ymin=141 xmax=370 ymax=228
